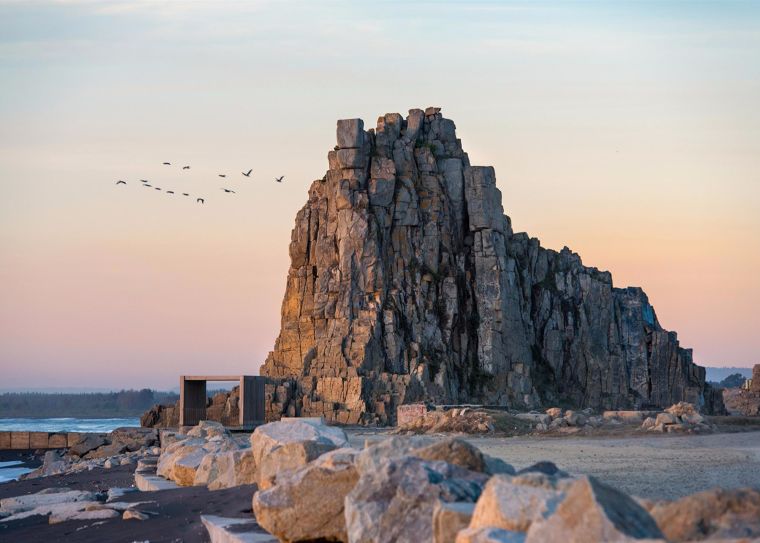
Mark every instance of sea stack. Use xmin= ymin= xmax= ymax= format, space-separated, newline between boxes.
xmin=260 ymin=107 xmax=722 ymax=424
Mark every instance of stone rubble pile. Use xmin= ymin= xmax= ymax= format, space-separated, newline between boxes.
xmin=22 ymin=427 xmax=160 ymax=480
xmin=245 ymin=418 xmax=759 ymax=543
xmin=254 ymin=107 xmax=724 ymax=426
xmin=640 ymin=402 xmax=716 ymax=434
xmin=395 ymin=408 xmax=496 ymax=435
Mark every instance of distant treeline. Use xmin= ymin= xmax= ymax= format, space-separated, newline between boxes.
xmin=0 ymin=389 xmax=179 ymax=418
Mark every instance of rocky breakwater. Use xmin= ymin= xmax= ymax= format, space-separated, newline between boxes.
xmin=246 ymin=418 xmax=760 ymax=542
xmin=259 ymin=107 xmax=722 ymax=425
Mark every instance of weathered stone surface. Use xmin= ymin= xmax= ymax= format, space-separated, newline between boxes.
xmin=0 ymin=489 xmax=98 ymax=516
xmin=258 ymin=107 xmax=719 ymax=425
xmin=194 ymin=449 xmax=257 ymax=490
xmin=456 ymin=527 xmax=526 ymax=543
xmin=525 ymin=476 xmax=663 ymax=542
xmin=250 ymin=418 xmax=348 ymax=467
xmin=257 ymin=439 xmax=337 ymax=490
xmin=345 ymin=455 xmax=488 ymax=543
xmin=469 ymin=474 xmax=567 ymax=533
xmin=434 ymin=501 xmax=475 ymax=543
xmin=68 ymin=434 xmax=107 ymax=457
xmin=253 ymin=448 xmax=358 ymax=542
xmin=411 ymin=438 xmax=487 ymax=473
xmin=202 ymin=515 xmax=278 ymax=543
xmin=157 ymin=428 xmax=241 ymax=486
xmin=648 ymin=487 xmax=760 ymax=542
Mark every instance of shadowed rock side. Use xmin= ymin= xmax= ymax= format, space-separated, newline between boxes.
xmin=259 ymin=107 xmax=721 ymax=424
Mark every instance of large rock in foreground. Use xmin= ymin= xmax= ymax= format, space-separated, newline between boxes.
xmin=259 ymin=107 xmax=720 ymax=425
xmin=345 ymin=456 xmax=489 ymax=543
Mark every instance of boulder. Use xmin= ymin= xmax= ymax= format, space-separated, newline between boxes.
xmin=257 ymin=439 xmax=339 ymax=490
xmin=641 ymin=417 xmax=656 ymax=430
xmin=253 ymin=448 xmax=359 ymax=542
xmin=123 ymin=509 xmax=149 ymax=521
xmin=157 ymin=425 xmax=242 ymax=486
xmin=110 ymin=427 xmax=158 ymax=451
xmin=469 ymin=474 xmax=568 ymax=533
xmin=250 ymin=418 xmax=348 ymax=468
xmin=563 ymin=410 xmax=586 ymax=427
xmin=655 ymin=413 xmax=678 ymax=426
xmin=336 ymin=118 xmax=364 ymax=149
xmin=23 ymin=450 xmax=71 ymax=479
xmin=545 ymin=408 xmax=563 ymax=420
xmin=68 ymin=434 xmax=107 ymax=457
xmin=194 ymin=449 xmax=257 ymax=490
xmin=187 ymin=420 xmax=229 ymax=440
xmin=525 ymin=476 xmax=663 ymax=542
xmin=411 ymin=438 xmax=488 ymax=473
xmin=665 ymin=402 xmax=699 ymax=418
xmin=648 ymin=487 xmax=760 ymax=542
xmin=345 ymin=456 xmax=488 ymax=543
xmin=434 ymin=501 xmax=475 ymax=543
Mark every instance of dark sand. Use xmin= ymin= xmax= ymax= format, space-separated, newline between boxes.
xmin=0 ymin=455 xmax=263 ymax=543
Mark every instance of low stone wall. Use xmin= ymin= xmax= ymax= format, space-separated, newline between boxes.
xmin=0 ymin=431 xmax=105 ymax=450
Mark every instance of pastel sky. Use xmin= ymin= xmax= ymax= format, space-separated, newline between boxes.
xmin=1 ymin=1 xmax=758 ymax=390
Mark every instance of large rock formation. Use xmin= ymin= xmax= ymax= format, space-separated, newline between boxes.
xmin=260 ymin=107 xmax=721 ymax=424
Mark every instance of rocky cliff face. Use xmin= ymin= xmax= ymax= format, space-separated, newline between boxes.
xmin=259 ymin=107 xmax=721 ymax=424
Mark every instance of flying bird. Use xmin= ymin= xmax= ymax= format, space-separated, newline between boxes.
xmin=163 ymin=162 xmax=171 ymax=165
xmin=140 ymin=179 xmax=149 ymax=183
xmin=242 ymin=169 xmax=252 ymax=177
xmin=221 ymin=188 xmax=236 ymax=193
xmin=275 ymin=176 xmax=284 ymax=183
xmin=116 ymin=180 xmax=126 ymax=185
xmin=155 ymin=187 xmax=162 ymax=190
xmin=167 ymin=190 xmax=175 ymax=194
xmin=182 ymin=193 xmax=189 ymax=196
xmin=182 ymin=166 xmax=190 ymax=170
xmin=218 ymin=174 xmax=226 ymax=178
xmin=197 ymin=198 xmax=205 ymax=204
xmin=144 ymin=184 xmax=152 ymax=187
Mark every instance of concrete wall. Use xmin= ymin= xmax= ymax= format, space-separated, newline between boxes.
xmin=0 ymin=431 xmax=99 ymax=450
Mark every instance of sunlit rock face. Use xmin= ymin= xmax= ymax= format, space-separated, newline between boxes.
xmin=259 ymin=107 xmax=721 ymax=424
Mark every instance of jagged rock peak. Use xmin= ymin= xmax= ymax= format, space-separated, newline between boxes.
xmin=260 ymin=107 xmax=721 ymax=424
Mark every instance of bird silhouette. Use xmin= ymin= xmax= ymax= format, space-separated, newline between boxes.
xmin=182 ymin=166 xmax=190 ymax=170
xmin=140 ymin=179 xmax=149 ymax=183
xmin=155 ymin=187 xmax=162 ymax=191
xmin=167 ymin=190 xmax=175 ymax=194
xmin=218 ymin=174 xmax=226 ymax=178
xmin=242 ymin=169 xmax=252 ymax=177
xmin=163 ymin=162 xmax=171 ymax=165
xmin=182 ymin=193 xmax=189 ymax=196
xmin=275 ymin=176 xmax=284 ymax=183
xmin=144 ymin=184 xmax=152 ymax=187
xmin=197 ymin=198 xmax=205 ymax=204
xmin=116 ymin=180 xmax=126 ymax=185
xmin=221 ymin=188 xmax=236 ymax=193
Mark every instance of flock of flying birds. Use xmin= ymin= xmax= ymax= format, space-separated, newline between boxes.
xmin=115 ymin=162 xmax=285 ymax=204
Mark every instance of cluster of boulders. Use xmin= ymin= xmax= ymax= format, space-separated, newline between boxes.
xmin=22 ymin=427 xmax=160 ymax=480
xmin=0 ymin=486 xmax=151 ymax=524
xmin=242 ymin=418 xmax=759 ymax=542
xmin=641 ymin=402 xmax=715 ymax=434
xmin=395 ymin=408 xmax=496 ymax=435
xmin=156 ymin=421 xmax=254 ymax=488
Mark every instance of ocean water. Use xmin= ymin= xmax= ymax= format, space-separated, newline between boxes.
xmin=0 ymin=461 xmax=33 ymax=483
xmin=0 ymin=417 xmax=140 ymax=433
